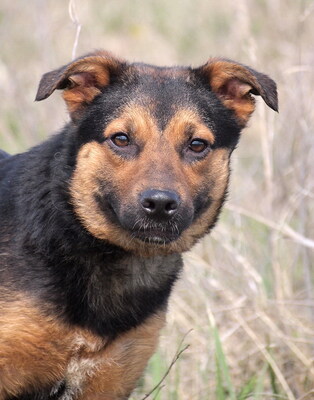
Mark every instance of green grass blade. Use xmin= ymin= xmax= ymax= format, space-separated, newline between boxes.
xmin=237 ymin=374 xmax=257 ymax=400
xmin=253 ymin=363 xmax=268 ymax=400
xmin=149 ymin=351 xmax=165 ymax=400
xmin=209 ymin=309 xmax=236 ymax=400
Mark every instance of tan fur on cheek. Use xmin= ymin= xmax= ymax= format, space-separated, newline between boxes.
xmin=167 ymin=148 xmax=231 ymax=252
xmin=69 ymin=142 xmax=136 ymax=248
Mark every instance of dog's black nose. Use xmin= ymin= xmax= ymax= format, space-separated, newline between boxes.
xmin=140 ymin=189 xmax=180 ymax=219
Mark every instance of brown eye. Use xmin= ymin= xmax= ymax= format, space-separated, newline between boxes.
xmin=111 ymin=133 xmax=130 ymax=147
xmin=189 ymin=139 xmax=208 ymax=153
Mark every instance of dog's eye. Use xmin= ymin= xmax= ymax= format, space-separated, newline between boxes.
xmin=188 ymin=139 xmax=208 ymax=153
xmin=111 ymin=133 xmax=130 ymax=147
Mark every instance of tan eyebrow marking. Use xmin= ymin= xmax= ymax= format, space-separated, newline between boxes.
xmin=164 ymin=108 xmax=215 ymax=145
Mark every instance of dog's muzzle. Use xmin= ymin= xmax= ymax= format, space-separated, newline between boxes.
xmin=112 ymin=189 xmax=193 ymax=244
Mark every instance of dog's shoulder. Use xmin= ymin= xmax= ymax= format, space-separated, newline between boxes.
xmin=0 ymin=149 xmax=10 ymax=160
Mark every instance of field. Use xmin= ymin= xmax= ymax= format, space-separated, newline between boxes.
xmin=1 ymin=0 xmax=313 ymax=399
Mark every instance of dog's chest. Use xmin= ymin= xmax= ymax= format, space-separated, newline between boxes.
xmin=55 ymin=334 xmax=105 ymax=400
xmin=53 ymin=311 xmax=165 ymax=400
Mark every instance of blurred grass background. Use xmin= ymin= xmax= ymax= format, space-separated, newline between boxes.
xmin=1 ymin=0 xmax=313 ymax=399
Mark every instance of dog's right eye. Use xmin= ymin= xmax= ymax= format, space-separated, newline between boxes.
xmin=110 ymin=133 xmax=130 ymax=147
xmin=188 ymin=139 xmax=208 ymax=153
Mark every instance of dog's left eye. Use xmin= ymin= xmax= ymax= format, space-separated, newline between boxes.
xmin=111 ymin=133 xmax=130 ymax=147
xmin=188 ymin=139 xmax=208 ymax=153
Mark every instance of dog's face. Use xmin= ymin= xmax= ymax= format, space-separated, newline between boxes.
xmin=36 ymin=51 xmax=277 ymax=256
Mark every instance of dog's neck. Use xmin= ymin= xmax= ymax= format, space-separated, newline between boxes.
xmin=51 ymin=251 xmax=183 ymax=337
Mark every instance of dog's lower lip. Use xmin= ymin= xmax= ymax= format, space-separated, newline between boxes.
xmin=133 ymin=229 xmax=179 ymax=244
xmin=141 ymin=237 xmax=172 ymax=244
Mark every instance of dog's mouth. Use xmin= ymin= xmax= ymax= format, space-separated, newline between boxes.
xmin=131 ymin=228 xmax=180 ymax=244
xmin=127 ymin=217 xmax=183 ymax=245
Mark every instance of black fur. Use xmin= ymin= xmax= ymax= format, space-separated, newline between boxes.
xmin=7 ymin=381 xmax=66 ymax=400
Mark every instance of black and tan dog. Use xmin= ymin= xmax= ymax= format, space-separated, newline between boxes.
xmin=0 ymin=51 xmax=277 ymax=399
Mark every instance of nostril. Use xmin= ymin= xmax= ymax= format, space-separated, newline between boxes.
xmin=165 ymin=200 xmax=178 ymax=212
xmin=142 ymin=199 xmax=155 ymax=211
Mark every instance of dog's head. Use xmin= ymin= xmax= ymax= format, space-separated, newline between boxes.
xmin=36 ymin=51 xmax=277 ymax=256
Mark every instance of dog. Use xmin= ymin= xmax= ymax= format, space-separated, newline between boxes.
xmin=0 ymin=50 xmax=278 ymax=400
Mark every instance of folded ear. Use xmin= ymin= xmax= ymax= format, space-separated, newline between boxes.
xmin=196 ymin=58 xmax=278 ymax=126
xmin=35 ymin=50 xmax=124 ymax=120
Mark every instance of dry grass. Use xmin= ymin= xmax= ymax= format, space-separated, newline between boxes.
xmin=1 ymin=0 xmax=313 ymax=399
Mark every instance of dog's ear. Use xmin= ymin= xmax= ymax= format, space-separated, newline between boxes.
xmin=35 ymin=50 xmax=124 ymax=120
xmin=197 ymin=58 xmax=278 ymax=126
